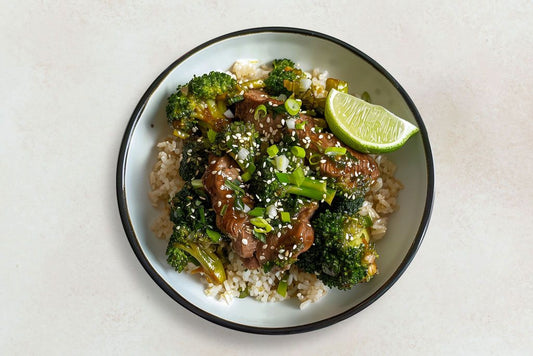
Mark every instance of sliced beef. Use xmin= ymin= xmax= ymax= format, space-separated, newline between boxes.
xmin=202 ymin=155 xmax=259 ymax=261
xmin=234 ymin=89 xmax=285 ymax=143
xmin=255 ymin=202 xmax=318 ymax=270
xmin=290 ymin=116 xmax=380 ymax=190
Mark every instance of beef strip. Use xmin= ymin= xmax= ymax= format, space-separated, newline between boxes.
xmin=235 ymin=88 xmax=380 ymax=190
xmin=234 ymin=89 xmax=285 ymax=143
xmin=290 ymin=116 xmax=380 ymax=190
xmin=202 ymin=155 xmax=259 ymax=261
xmin=255 ymin=202 xmax=318 ymax=270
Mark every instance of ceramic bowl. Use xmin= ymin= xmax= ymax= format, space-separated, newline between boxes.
xmin=117 ymin=27 xmax=434 ymax=334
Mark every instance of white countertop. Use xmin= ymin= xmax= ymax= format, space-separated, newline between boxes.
xmin=1 ymin=1 xmax=531 ymax=354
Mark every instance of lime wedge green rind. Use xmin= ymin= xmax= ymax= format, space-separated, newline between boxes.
xmin=325 ymin=89 xmax=419 ymax=153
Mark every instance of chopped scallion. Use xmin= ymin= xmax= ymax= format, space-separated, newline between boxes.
xmin=281 ymin=211 xmax=291 ymax=223
xmin=325 ymin=147 xmax=347 ymax=156
xmin=248 ymin=207 xmax=265 ymax=217
xmin=250 ymin=217 xmax=273 ymax=233
xmin=291 ymin=145 xmax=306 ymax=158
xmin=191 ymin=179 xmax=203 ymax=189
xmin=207 ymin=129 xmax=217 ymax=143
xmin=284 ymin=98 xmax=301 ymax=116
xmin=295 ymin=121 xmax=306 ymax=130
xmin=254 ymin=104 xmax=267 ymax=120
xmin=309 ymin=153 xmax=322 ymax=165
xmin=291 ymin=166 xmax=305 ymax=186
xmin=267 ymin=144 xmax=279 ymax=157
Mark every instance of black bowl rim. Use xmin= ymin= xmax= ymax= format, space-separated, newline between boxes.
xmin=116 ymin=26 xmax=434 ymax=335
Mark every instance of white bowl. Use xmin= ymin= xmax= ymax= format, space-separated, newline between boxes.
xmin=117 ymin=27 xmax=434 ymax=334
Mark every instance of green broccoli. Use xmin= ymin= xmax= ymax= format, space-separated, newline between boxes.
xmin=166 ymin=226 xmax=226 ymax=284
xmin=169 ymin=183 xmax=215 ymax=231
xmin=166 ymin=183 xmax=226 ymax=284
xmin=178 ymin=135 xmax=211 ymax=181
xmin=166 ymin=71 xmax=242 ymax=137
xmin=264 ymin=58 xmax=305 ymax=97
xmin=297 ymin=210 xmax=377 ymax=290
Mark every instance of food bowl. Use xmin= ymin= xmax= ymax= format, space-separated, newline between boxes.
xmin=116 ymin=27 xmax=434 ymax=334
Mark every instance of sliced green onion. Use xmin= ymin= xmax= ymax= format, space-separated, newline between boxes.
xmin=253 ymin=230 xmax=267 ymax=243
xmin=206 ymin=228 xmax=221 ymax=243
xmin=295 ymin=121 xmax=306 ymax=130
xmin=284 ymin=98 xmax=301 ymax=116
xmin=248 ymin=207 xmax=265 ymax=217
xmin=241 ymin=171 xmax=252 ymax=182
xmin=238 ymin=288 xmax=249 ymax=298
xmin=309 ymin=153 xmax=322 ymax=165
xmin=254 ymin=104 xmax=267 ymax=120
xmin=250 ymin=217 xmax=273 ymax=233
xmin=267 ymin=144 xmax=279 ymax=157
xmin=291 ymin=145 xmax=306 ymax=158
xmin=277 ymin=272 xmax=289 ymax=297
xmin=224 ymin=179 xmax=244 ymax=193
xmin=325 ymin=147 xmax=347 ymax=156
xmin=275 ymin=172 xmax=291 ymax=184
xmin=191 ymin=179 xmax=203 ymax=189
xmin=207 ymin=128 xmax=217 ymax=143
xmin=275 ymin=173 xmax=326 ymax=192
xmin=220 ymin=204 xmax=228 ymax=217
xmin=280 ymin=211 xmax=291 ymax=223
xmin=291 ymin=166 xmax=305 ymax=187
xmin=286 ymin=186 xmax=336 ymax=205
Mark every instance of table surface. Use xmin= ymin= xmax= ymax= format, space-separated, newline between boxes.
xmin=1 ymin=1 xmax=532 ymax=355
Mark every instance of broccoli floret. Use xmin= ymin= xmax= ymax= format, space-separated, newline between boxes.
xmin=166 ymin=71 xmax=242 ymax=137
xmin=330 ymin=194 xmax=365 ymax=216
xmin=216 ymin=121 xmax=261 ymax=180
xmin=264 ymin=58 xmax=304 ymax=96
xmin=166 ymin=226 xmax=226 ymax=284
xmin=297 ymin=210 xmax=377 ymax=290
xmin=189 ymin=71 xmax=238 ymax=99
xmin=166 ymin=183 xmax=226 ymax=283
xmin=169 ymin=183 xmax=216 ymax=231
xmin=179 ymin=136 xmax=211 ymax=181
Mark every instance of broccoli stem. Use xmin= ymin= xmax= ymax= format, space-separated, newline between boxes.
xmin=176 ymin=242 xmax=226 ymax=284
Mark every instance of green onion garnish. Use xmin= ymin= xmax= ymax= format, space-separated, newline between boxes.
xmin=281 ymin=211 xmax=291 ymax=223
xmin=309 ymin=153 xmax=322 ymax=165
xmin=267 ymin=144 xmax=279 ymax=157
xmin=284 ymin=98 xmax=301 ymax=116
xmin=325 ymin=147 xmax=347 ymax=156
xmin=295 ymin=121 xmax=306 ymax=130
xmin=206 ymin=228 xmax=221 ymax=243
xmin=207 ymin=129 xmax=217 ymax=143
xmin=254 ymin=104 xmax=267 ymax=120
xmin=290 ymin=166 xmax=305 ymax=186
xmin=248 ymin=207 xmax=265 ymax=217
xmin=291 ymin=145 xmax=306 ymax=158
xmin=241 ymin=171 xmax=252 ymax=182
xmin=361 ymin=91 xmax=371 ymax=103
xmin=191 ymin=179 xmax=203 ymax=189
xmin=250 ymin=217 xmax=273 ymax=233
xmin=220 ymin=204 xmax=228 ymax=216
xmin=285 ymin=186 xmax=336 ymax=205
xmin=224 ymin=179 xmax=244 ymax=193
xmin=277 ymin=272 xmax=289 ymax=297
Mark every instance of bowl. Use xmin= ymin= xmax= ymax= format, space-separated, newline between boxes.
xmin=116 ymin=27 xmax=434 ymax=334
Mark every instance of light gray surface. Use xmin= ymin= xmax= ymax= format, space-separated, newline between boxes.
xmin=1 ymin=1 xmax=531 ymax=354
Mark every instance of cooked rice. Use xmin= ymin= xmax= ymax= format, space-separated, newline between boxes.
xmin=148 ymin=61 xmax=403 ymax=307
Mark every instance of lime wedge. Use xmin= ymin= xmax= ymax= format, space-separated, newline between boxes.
xmin=325 ymin=89 xmax=419 ymax=153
